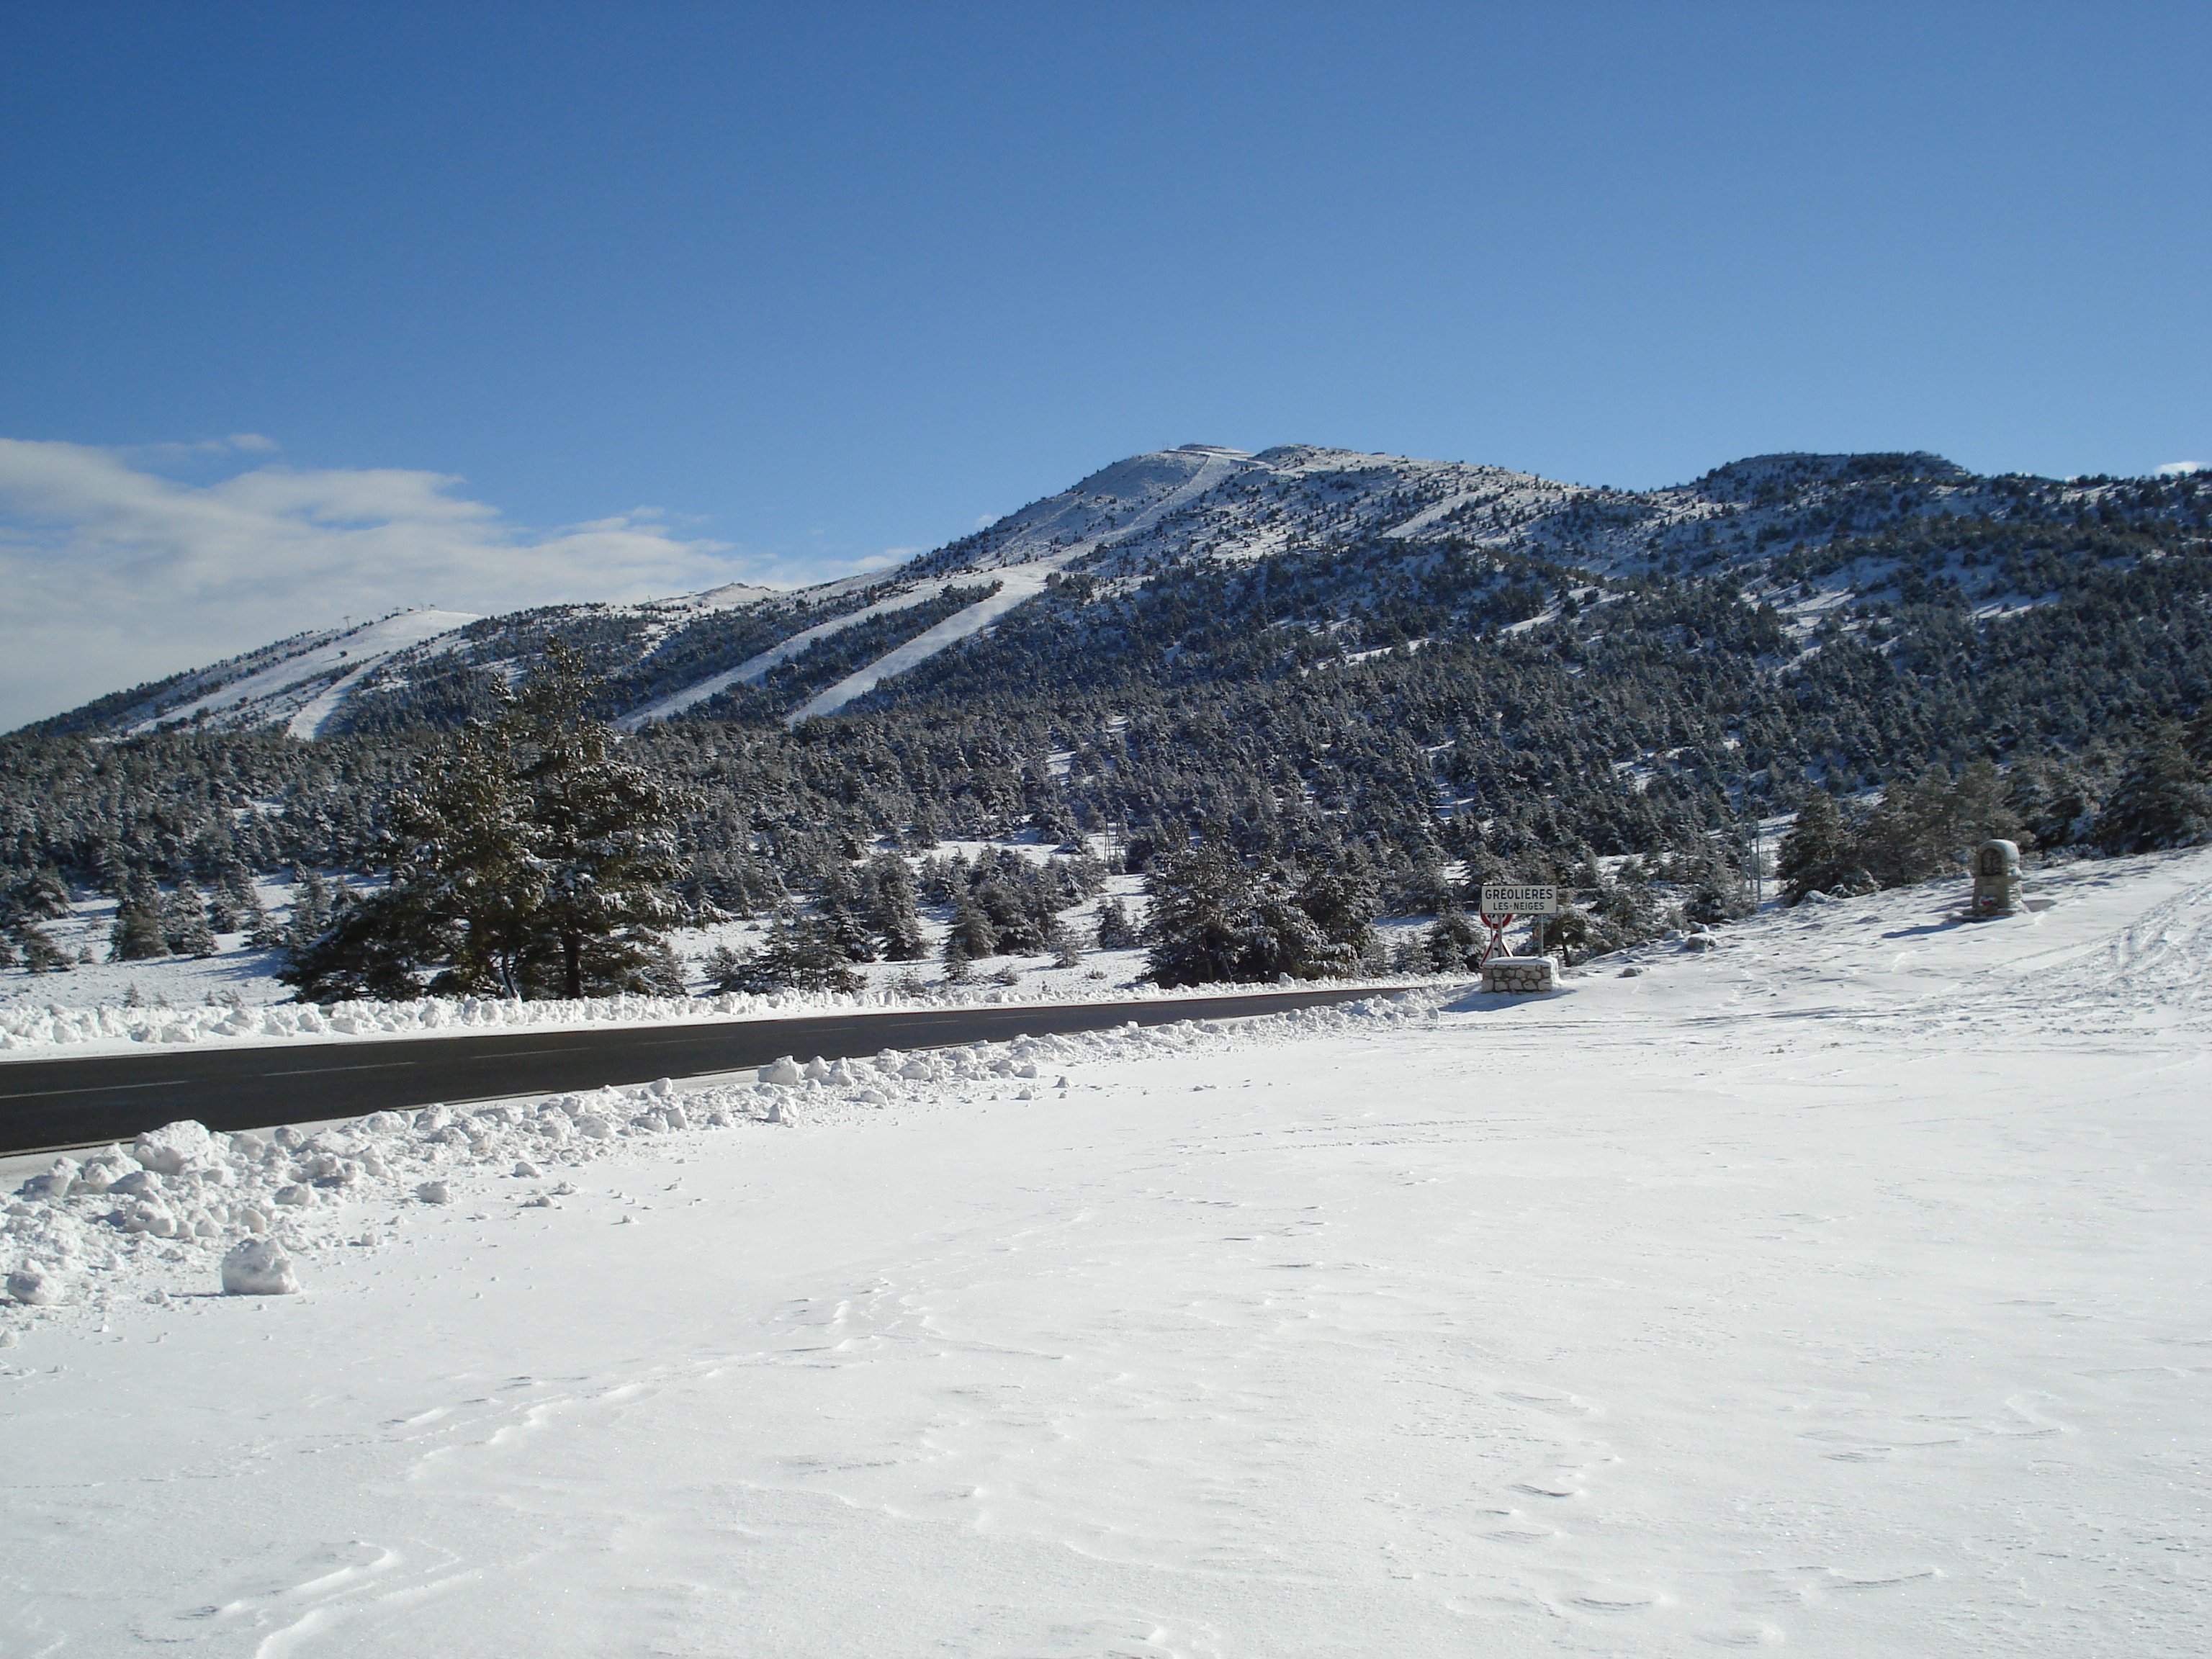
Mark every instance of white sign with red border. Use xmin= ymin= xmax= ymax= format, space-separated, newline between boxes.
xmin=1480 ymin=884 xmax=1558 ymax=916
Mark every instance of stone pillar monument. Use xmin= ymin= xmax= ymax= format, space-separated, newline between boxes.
xmin=1969 ymin=839 xmax=2021 ymax=918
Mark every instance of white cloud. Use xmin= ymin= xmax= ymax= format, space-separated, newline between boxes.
xmin=2154 ymin=460 xmax=2205 ymax=477
xmin=0 ymin=439 xmax=752 ymax=731
xmin=122 ymin=433 xmax=284 ymax=463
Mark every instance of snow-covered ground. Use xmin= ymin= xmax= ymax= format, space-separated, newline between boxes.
xmin=4 ymin=851 xmax=2208 ymax=1655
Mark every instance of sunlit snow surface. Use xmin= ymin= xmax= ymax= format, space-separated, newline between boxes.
xmin=3 ymin=853 xmax=2208 ymax=1656
xmin=125 ymin=608 xmax=484 ymax=739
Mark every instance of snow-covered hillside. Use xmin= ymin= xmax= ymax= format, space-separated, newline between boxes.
xmin=94 ymin=609 xmax=487 ymax=739
xmin=4 ymin=850 xmax=2206 ymax=1655
xmin=36 ymin=440 xmax=2176 ymax=742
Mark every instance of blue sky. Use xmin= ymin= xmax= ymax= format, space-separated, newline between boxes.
xmin=1 ymin=1 xmax=2206 ymax=727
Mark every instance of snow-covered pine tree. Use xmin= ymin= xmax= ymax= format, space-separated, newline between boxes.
xmin=1092 ymin=896 xmax=1138 ymax=950
xmin=1424 ymin=909 xmax=1483 ymax=971
xmin=109 ymin=872 xmax=170 ymax=961
xmin=1142 ymin=835 xmax=1360 ymax=986
xmin=940 ymin=930 xmax=974 ymax=982
xmin=513 ymin=640 xmax=691 ymax=998
xmin=2094 ymin=727 xmax=2212 ymax=853
xmin=640 ymin=941 xmax=689 ymax=997
xmin=1681 ymin=850 xmax=1755 ymax=927
xmin=1854 ymin=762 xmax=2021 ymax=889
xmin=1046 ymin=915 xmax=1082 ymax=968
xmin=1776 ymin=788 xmax=1862 ymax=903
xmin=703 ymin=943 xmax=750 ymax=993
xmin=1292 ymin=866 xmax=1378 ymax=961
xmin=17 ymin=925 xmax=68 ymax=972
xmin=162 ymin=878 xmax=217 ymax=957
xmin=282 ymin=640 xmax=689 ymax=1001
xmin=866 ymin=854 xmax=929 ymax=961
xmin=283 ymin=869 xmax=336 ymax=953
xmin=945 ymin=892 xmax=998 ymax=960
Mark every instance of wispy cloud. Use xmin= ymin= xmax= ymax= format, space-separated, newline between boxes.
xmin=2154 ymin=460 xmax=2205 ymax=477
xmin=120 ymin=433 xmax=283 ymax=463
xmin=0 ymin=439 xmax=751 ymax=731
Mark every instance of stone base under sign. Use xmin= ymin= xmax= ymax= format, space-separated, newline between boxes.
xmin=1481 ymin=956 xmax=1556 ymax=994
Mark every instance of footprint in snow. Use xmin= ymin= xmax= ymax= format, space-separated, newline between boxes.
xmin=1475 ymin=1506 xmax=1563 ymax=1542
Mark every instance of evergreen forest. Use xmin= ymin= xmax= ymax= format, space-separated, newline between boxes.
xmin=4 ymin=447 xmax=2210 ymax=990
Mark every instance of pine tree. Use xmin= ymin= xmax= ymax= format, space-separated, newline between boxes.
xmin=282 ymin=640 xmax=688 ymax=1001
xmin=639 ymin=941 xmax=690 ymax=997
xmin=941 ymin=931 xmax=974 ymax=983
xmin=2094 ymin=728 xmax=2212 ymax=853
xmin=1141 ymin=837 xmax=1253 ymax=986
xmin=703 ymin=943 xmax=750 ymax=992
xmin=16 ymin=925 xmax=68 ymax=973
xmin=1776 ymin=788 xmax=1862 ymax=903
xmin=19 ymin=868 xmax=71 ymax=919
xmin=1681 ymin=850 xmax=1754 ymax=926
xmin=1293 ymin=866 xmax=1377 ymax=960
xmin=1046 ymin=915 xmax=1082 ymax=968
xmin=163 ymin=878 xmax=217 ymax=957
xmin=109 ymin=871 xmax=171 ymax=961
xmin=718 ymin=920 xmax=863 ymax=994
xmin=206 ymin=887 xmax=242 ymax=933
xmin=946 ymin=892 xmax=999 ymax=960
xmin=865 ymin=854 xmax=928 ymax=960
xmin=1142 ymin=836 xmax=1359 ymax=987
xmin=822 ymin=904 xmax=876 ymax=963
xmin=1424 ymin=909 xmax=1483 ymax=971
xmin=1854 ymin=762 xmax=2023 ymax=889
xmin=284 ymin=869 xmax=337 ymax=953
xmin=513 ymin=642 xmax=691 ymax=998
xmin=1093 ymin=896 xmax=1138 ymax=950
xmin=2008 ymin=754 xmax=2100 ymax=849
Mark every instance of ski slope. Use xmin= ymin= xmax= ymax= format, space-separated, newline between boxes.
xmin=787 ymin=449 xmax=1251 ymax=722
xmin=3 ymin=850 xmax=2207 ymax=1655
xmin=616 ymin=579 xmax=964 ymax=729
xmin=124 ymin=608 xmax=481 ymax=738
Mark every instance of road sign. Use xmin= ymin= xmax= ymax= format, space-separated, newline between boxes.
xmin=1480 ymin=883 xmax=1557 ymax=916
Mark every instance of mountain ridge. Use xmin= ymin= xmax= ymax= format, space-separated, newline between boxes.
xmin=24 ymin=441 xmax=2194 ymax=745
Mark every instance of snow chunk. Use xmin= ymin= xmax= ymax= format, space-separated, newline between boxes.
xmin=133 ymin=1120 xmax=220 ymax=1176
xmin=7 ymin=1264 xmax=71 ymax=1305
xmin=220 ymin=1237 xmax=301 ymax=1295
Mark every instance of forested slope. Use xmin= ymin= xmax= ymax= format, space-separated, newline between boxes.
xmin=3 ymin=446 xmax=2208 ymax=939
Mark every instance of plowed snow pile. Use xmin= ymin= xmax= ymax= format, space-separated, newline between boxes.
xmin=3 ymin=852 xmax=2207 ymax=1657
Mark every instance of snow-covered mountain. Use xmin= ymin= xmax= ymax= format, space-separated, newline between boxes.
xmin=19 ymin=442 xmax=2198 ymax=741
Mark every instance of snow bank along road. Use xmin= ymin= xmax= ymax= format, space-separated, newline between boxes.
xmin=4 ymin=851 xmax=2206 ymax=1657
xmin=0 ymin=986 xmax=1393 ymax=1156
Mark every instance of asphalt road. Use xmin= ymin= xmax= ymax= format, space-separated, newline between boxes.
xmin=0 ymin=986 xmax=1395 ymax=1156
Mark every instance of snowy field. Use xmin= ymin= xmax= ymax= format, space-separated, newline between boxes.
xmin=3 ymin=851 xmax=2207 ymax=1656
